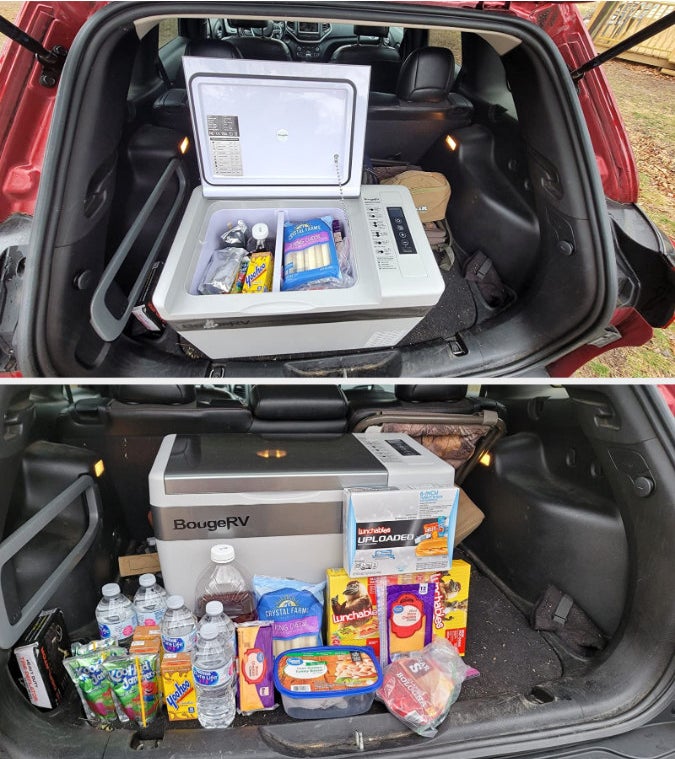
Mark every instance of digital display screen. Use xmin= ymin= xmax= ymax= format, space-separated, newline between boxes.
xmin=385 ymin=439 xmax=421 ymax=457
xmin=298 ymin=21 xmax=320 ymax=35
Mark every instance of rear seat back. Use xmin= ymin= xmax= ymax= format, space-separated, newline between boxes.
xmin=249 ymin=385 xmax=348 ymax=437
xmin=58 ymin=385 xmax=252 ymax=538
xmin=366 ymin=47 xmax=474 ymax=162
xmin=225 ymin=20 xmax=292 ymax=61
xmin=331 ymin=26 xmax=401 ymax=93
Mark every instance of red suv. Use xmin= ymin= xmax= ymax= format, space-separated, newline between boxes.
xmin=0 ymin=2 xmax=673 ymax=378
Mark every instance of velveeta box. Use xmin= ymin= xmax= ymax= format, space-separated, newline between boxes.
xmin=326 ymin=569 xmax=380 ymax=657
xmin=430 ymin=559 xmax=471 ymax=656
xmin=161 ymin=653 xmax=198 ymax=721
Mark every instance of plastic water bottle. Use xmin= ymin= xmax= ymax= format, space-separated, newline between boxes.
xmin=161 ymin=595 xmax=197 ymax=654
xmin=199 ymin=600 xmax=236 ymax=651
xmin=96 ymin=583 xmax=137 ymax=644
xmin=192 ymin=623 xmax=236 ymax=729
xmin=194 ymin=544 xmax=257 ymax=622
xmin=133 ymin=573 xmax=168 ymax=626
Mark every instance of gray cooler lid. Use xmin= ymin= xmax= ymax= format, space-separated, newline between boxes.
xmin=183 ymin=58 xmax=370 ymax=199
xmin=164 ymin=434 xmax=387 ymax=494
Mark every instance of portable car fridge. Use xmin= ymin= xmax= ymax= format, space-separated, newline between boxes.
xmin=151 ymin=58 xmax=446 ymax=359
xmin=148 ymin=432 xmax=456 ymax=609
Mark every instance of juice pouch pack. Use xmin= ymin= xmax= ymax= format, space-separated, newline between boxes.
xmin=63 ymin=647 xmax=128 ymax=726
xmin=102 ymin=653 xmax=161 ymax=727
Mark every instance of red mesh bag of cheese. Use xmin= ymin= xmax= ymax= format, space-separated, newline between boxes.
xmin=377 ymin=637 xmax=468 ymax=737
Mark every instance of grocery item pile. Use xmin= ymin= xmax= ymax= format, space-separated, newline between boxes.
xmin=12 ymin=435 xmax=482 ymax=736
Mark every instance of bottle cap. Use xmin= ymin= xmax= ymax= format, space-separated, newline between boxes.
xmin=102 ymin=583 xmax=121 ymax=597
xmin=139 ymin=573 xmax=156 ymax=588
xmin=210 ymin=544 xmax=235 ymax=563
xmin=166 ymin=595 xmax=185 ymax=610
xmin=199 ymin=623 xmax=220 ymax=641
xmin=252 ymin=222 xmax=268 ymax=242
xmin=205 ymin=600 xmax=224 ymax=616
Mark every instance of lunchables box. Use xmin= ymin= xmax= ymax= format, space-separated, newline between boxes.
xmin=431 ymin=559 xmax=471 ymax=656
xmin=343 ymin=485 xmax=459 ymax=577
xmin=326 ymin=570 xmax=380 ymax=656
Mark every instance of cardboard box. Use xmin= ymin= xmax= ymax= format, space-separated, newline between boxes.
xmin=118 ymin=552 xmax=162 ymax=577
xmin=133 ymin=624 xmax=161 ymax=642
xmin=455 ymin=489 xmax=484 ymax=545
xmin=160 ymin=653 xmax=198 ymax=721
xmin=13 ymin=608 xmax=71 ymax=709
xmin=343 ymin=486 xmax=459 ymax=577
xmin=431 ymin=559 xmax=471 ymax=656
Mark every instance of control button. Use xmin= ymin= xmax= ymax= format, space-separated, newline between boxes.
xmin=387 ymin=207 xmax=417 ymax=255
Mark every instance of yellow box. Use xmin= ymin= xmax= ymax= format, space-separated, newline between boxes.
xmin=431 ymin=559 xmax=471 ymax=655
xmin=242 ymin=252 xmax=273 ymax=293
xmin=161 ymin=653 xmax=198 ymax=721
xmin=326 ymin=569 xmax=380 ymax=657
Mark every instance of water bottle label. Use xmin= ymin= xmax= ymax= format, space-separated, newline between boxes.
xmin=138 ymin=610 xmax=165 ymax=626
xmin=99 ymin=619 xmax=135 ymax=640
xmin=193 ymin=663 xmax=232 ymax=687
xmin=162 ymin=630 xmax=196 ymax=653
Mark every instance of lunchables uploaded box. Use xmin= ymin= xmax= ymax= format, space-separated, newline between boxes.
xmin=161 ymin=653 xmax=198 ymax=721
xmin=343 ymin=486 xmax=459 ymax=577
xmin=431 ymin=559 xmax=471 ymax=656
xmin=326 ymin=570 xmax=380 ymax=656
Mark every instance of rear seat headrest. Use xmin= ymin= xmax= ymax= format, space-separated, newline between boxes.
xmin=397 ymin=47 xmax=456 ymax=103
xmin=353 ymin=25 xmax=390 ymax=38
xmin=251 ymin=385 xmax=348 ymax=421
xmin=394 ymin=385 xmax=468 ymax=403
xmin=110 ymin=385 xmax=196 ymax=405
xmin=184 ymin=39 xmax=242 ymax=59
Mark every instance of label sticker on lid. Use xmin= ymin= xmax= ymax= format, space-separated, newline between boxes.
xmin=207 ymin=115 xmax=243 ymax=177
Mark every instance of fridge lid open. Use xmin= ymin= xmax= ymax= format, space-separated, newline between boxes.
xmin=183 ymin=58 xmax=370 ymax=199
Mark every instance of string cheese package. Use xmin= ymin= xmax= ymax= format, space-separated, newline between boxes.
xmin=253 ymin=576 xmax=326 ymax=658
xmin=282 ymin=217 xmax=341 ymax=291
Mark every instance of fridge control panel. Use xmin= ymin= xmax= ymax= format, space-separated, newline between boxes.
xmin=362 ymin=188 xmax=427 ymax=279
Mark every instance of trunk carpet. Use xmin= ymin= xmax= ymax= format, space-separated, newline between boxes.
xmin=399 ymin=259 xmax=478 ymax=346
xmin=459 ymin=555 xmax=562 ymax=700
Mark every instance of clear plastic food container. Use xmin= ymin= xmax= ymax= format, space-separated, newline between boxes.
xmin=273 ymin=646 xmax=382 ymax=720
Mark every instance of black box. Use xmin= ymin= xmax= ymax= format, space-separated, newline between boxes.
xmin=13 ymin=608 xmax=71 ymax=709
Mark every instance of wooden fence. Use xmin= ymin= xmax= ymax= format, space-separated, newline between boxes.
xmin=588 ymin=1 xmax=675 ymax=71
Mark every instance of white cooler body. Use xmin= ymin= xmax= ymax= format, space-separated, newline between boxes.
xmin=149 ymin=432 xmax=455 ymax=609
xmin=151 ymin=58 xmax=445 ymax=359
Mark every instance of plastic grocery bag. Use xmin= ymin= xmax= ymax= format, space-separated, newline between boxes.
xmin=377 ymin=637 xmax=469 ymax=738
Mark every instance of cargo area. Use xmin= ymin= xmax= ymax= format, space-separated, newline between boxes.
xmin=0 ymin=384 xmax=673 ymax=759
xmin=20 ymin=2 xmax=618 ymax=377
